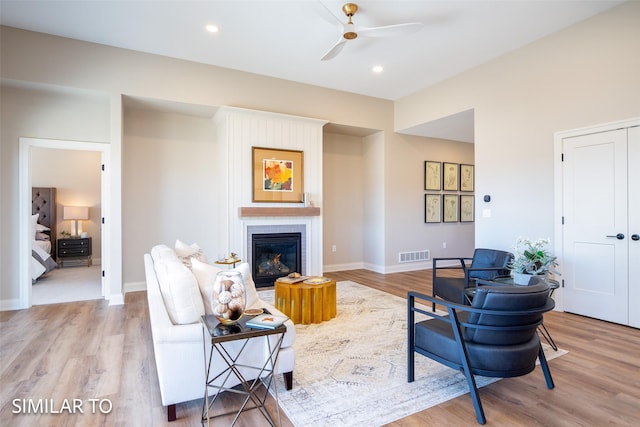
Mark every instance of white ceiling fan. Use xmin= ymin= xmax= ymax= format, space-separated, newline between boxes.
xmin=320 ymin=2 xmax=424 ymax=61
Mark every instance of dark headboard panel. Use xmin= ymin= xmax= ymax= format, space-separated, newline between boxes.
xmin=32 ymin=187 xmax=57 ymax=258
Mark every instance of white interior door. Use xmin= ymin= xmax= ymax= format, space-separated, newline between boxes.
xmin=562 ymin=128 xmax=629 ymax=324
xmin=628 ymin=126 xmax=640 ymax=328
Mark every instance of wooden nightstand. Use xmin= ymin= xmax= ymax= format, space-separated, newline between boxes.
xmin=57 ymin=237 xmax=92 ymax=267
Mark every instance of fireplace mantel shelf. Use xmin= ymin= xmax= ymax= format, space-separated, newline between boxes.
xmin=239 ymin=207 xmax=320 ymax=217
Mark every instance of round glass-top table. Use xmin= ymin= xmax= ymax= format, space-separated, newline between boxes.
xmin=464 ymin=276 xmax=559 ymax=300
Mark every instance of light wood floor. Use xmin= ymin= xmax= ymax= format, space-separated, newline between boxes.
xmin=1 ymin=268 xmax=639 ymax=426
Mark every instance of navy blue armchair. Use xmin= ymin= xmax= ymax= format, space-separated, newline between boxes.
xmin=408 ymin=282 xmax=555 ymax=425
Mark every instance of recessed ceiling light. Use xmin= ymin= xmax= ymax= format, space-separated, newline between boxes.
xmin=372 ymin=65 xmax=384 ymax=73
xmin=206 ymin=24 xmax=219 ymax=33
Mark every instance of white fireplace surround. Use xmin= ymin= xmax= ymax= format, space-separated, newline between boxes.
xmin=215 ymin=107 xmax=325 ymax=278
xmin=245 ymin=222 xmax=309 ymax=277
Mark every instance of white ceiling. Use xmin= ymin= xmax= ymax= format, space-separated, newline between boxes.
xmin=0 ymin=0 xmax=623 ymax=140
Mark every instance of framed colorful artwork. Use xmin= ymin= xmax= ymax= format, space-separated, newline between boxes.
xmin=460 ymin=164 xmax=474 ymax=192
xmin=443 ymin=162 xmax=459 ymax=191
xmin=424 ymin=194 xmax=441 ymax=223
xmin=424 ymin=161 xmax=441 ymax=191
xmin=460 ymin=195 xmax=475 ymax=222
xmin=443 ymin=194 xmax=459 ymax=222
xmin=252 ymin=147 xmax=304 ymax=202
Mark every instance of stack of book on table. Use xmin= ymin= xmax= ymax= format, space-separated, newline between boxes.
xmin=246 ymin=313 xmax=289 ymax=330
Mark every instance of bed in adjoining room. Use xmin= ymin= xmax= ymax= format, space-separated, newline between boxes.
xmin=31 ymin=187 xmax=58 ymax=283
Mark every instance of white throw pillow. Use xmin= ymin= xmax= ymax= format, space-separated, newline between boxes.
xmin=233 ymin=262 xmax=260 ymax=309
xmin=155 ymin=259 xmax=205 ymax=325
xmin=151 ymin=244 xmax=179 ymax=264
xmin=190 ymin=257 xmax=222 ymax=315
xmin=35 ymin=223 xmax=50 ymax=232
xmin=175 ymin=239 xmax=208 ymax=268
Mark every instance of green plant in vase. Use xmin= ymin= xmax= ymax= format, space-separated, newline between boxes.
xmin=508 ymin=237 xmax=561 ymax=284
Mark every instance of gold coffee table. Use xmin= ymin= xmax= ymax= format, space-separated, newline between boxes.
xmin=275 ymin=278 xmax=336 ymax=324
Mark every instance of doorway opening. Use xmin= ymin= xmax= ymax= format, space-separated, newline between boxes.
xmin=19 ymin=138 xmax=110 ymax=308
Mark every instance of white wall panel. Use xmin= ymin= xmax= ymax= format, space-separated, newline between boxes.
xmin=214 ymin=107 xmax=326 ymax=275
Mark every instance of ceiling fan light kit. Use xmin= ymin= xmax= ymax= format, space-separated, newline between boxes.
xmin=320 ymin=2 xmax=424 ymax=61
xmin=343 ymin=31 xmax=358 ymax=40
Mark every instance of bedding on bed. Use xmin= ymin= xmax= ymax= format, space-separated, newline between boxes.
xmin=32 ymin=241 xmax=56 ymax=283
xmin=33 ymin=238 xmax=51 ymax=255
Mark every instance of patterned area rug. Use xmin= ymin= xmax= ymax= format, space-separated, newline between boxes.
xmin=259 ymin=281 xmax=567 ymax=427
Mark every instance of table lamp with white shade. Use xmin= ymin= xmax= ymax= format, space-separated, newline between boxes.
xmin=63 ymin=206 xmax=89 ymax=237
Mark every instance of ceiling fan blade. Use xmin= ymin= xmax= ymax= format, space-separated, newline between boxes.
xmin=316 ymin=1 xmax=344 ymax=27
xmin=358 ymin=22 xmax=424 ymax=38
xmin=321 ymin=37 xmax=347 ymax=61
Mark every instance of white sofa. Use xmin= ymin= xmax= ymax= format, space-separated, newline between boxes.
xmin=144 ymin=244 xmax=295 ymax=421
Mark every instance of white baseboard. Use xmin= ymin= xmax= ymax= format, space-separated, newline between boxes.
xmin=323 ymin=262 xmax=366 ymax=273
xmin=383 ymin=262 xmax=433 ymax=274
xmin=124 ymin=280 xmax=146 ymax=294
xmin=2 ymin=293 xmax=126 ymax=309
xmin=324 ymin=262 xmax=435 ymax=274
xmin=0 ymin=298 xmax=22 ymax=311
xmin=361 ymin=262 xmax=385 ymax=273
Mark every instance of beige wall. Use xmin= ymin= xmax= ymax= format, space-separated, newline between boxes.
xmin=385 ymin=133 xmax=475 ymax=259
xmin=322 ymin=130 xmax=475 ymax=272
xmin=123 ymin=108 xmax=218 ymax=282
xmin=362 ymin=131 xmax=388 ymax=269
xmin=0 ymin=27 xmax=393 ymax=131
xmin=323 ymin=132 xmax=366 ymax=270
xmin=395 ymin=1 xmax=640 ymax=251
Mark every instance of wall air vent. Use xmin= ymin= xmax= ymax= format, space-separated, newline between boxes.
xmin=398 ymin=250 xmax=430 ymax=263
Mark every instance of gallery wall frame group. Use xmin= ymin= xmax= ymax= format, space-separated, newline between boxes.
xmin=423 ymin=160 xmax=474 ymax=223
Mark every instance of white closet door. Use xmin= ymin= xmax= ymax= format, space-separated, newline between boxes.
xmin=628 ymin=126 xmax=640 ymax=328
xmin=562 ymin=128 xmax=628 ymax=324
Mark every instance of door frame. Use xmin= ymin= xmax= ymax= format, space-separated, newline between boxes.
xmin=19 ymin=137 xmax=111 ymax=308
xmin=553 ymin=117 xmax=640 ymax=312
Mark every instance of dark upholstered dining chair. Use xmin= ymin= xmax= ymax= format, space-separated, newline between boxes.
xmin=432 ymin=248 xmax=513 ymax=310
xmin=408 ymin=282 xmax=555 ymax=425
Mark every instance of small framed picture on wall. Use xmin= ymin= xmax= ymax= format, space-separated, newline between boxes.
xmin=443 ymin=194 xmax=459 ymax=222
xmin=424 ymin=161 xmax=441 ymax=191
xmin=460 ymin=164 xmax=474 ymax=192
xmin=460 ymin=195 xmax=475 ymax=222
xmin=443 ymin=162 xmax=459 ymax=191
xmin=424 ymin=194 xmax=441 ymax=223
